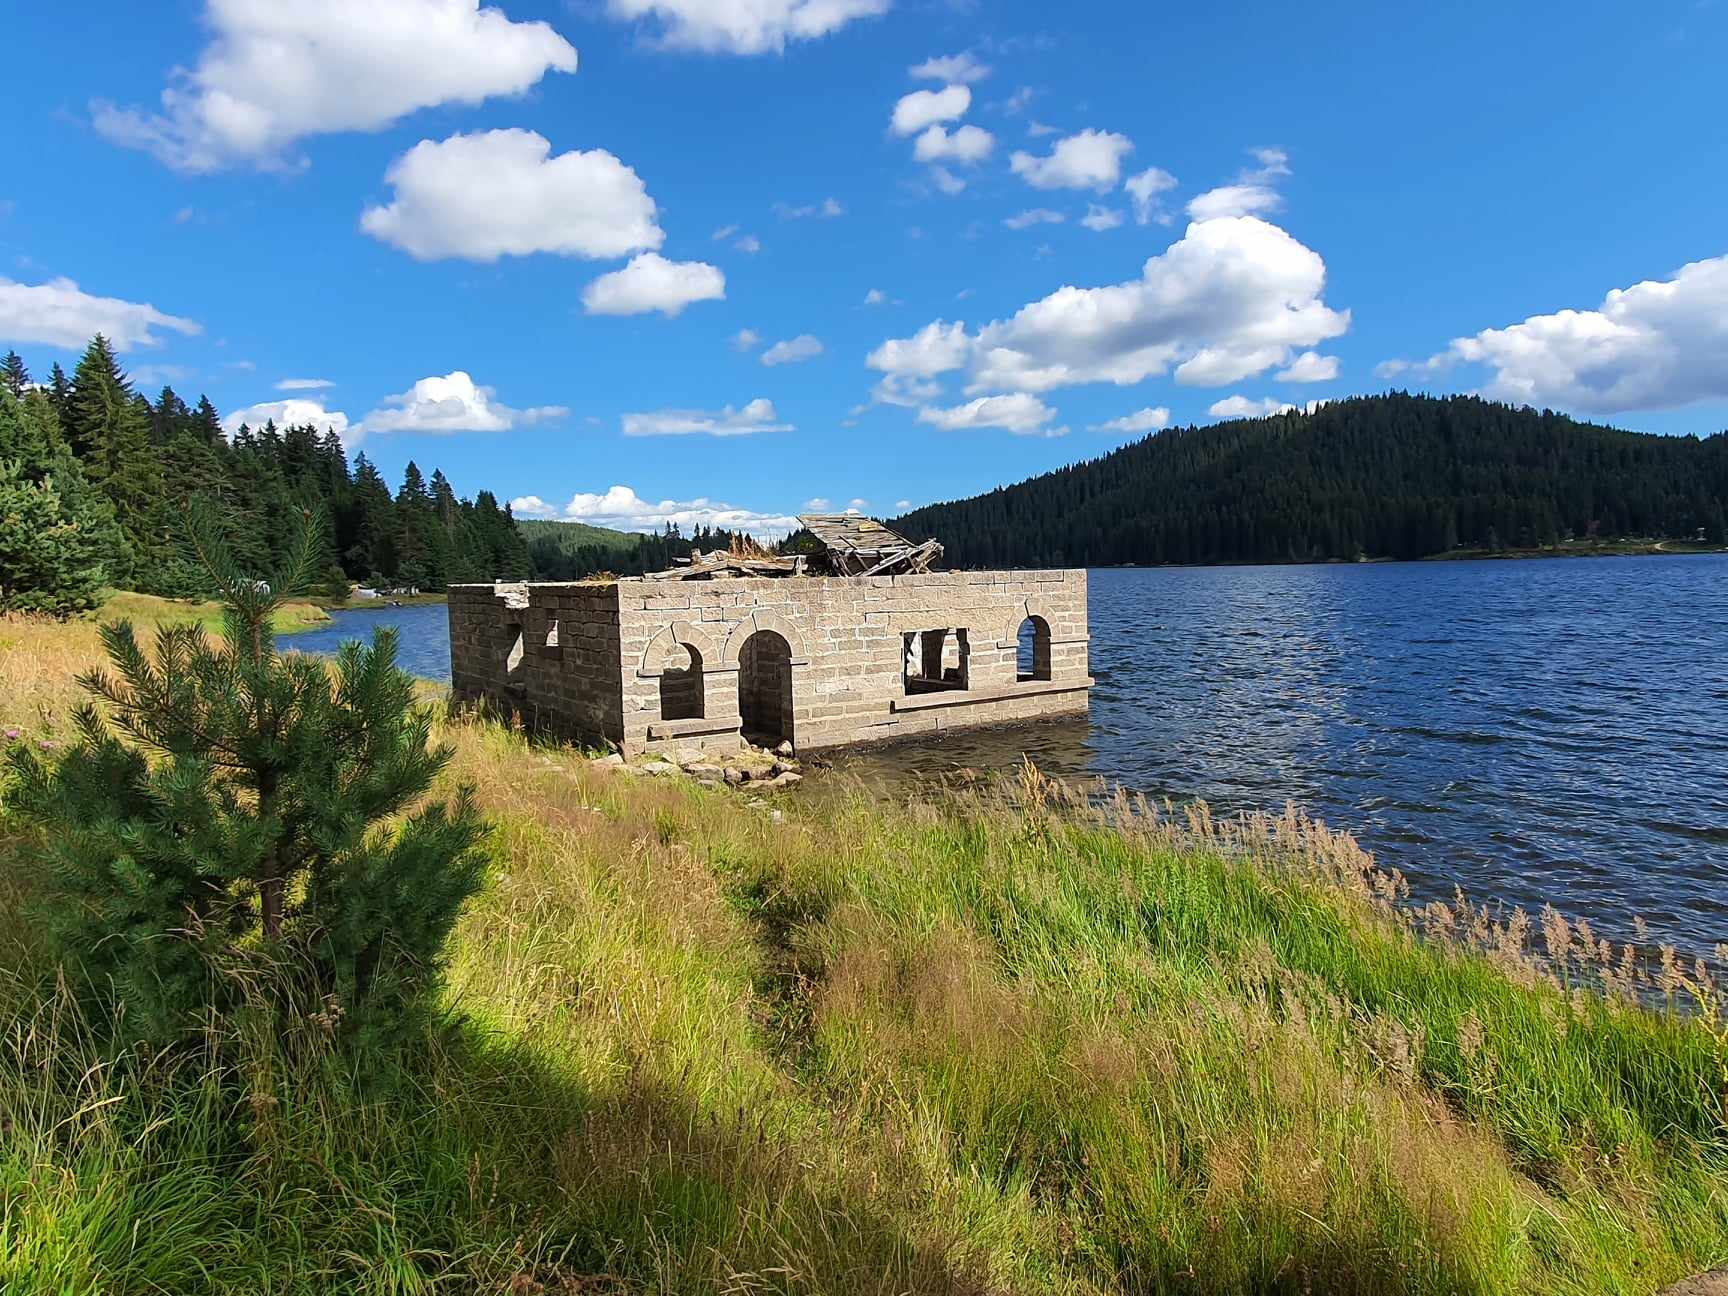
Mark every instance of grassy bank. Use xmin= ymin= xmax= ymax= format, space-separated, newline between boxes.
xmin=1 ymin=616 xmax=1724 ymax=1294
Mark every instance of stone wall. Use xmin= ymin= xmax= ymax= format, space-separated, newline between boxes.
xmin=449 ymin=569 xmax=1090 ymax=756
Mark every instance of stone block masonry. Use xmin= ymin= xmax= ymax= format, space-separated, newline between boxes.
xmin=448 ymin=570 xmax=1092 ymax=757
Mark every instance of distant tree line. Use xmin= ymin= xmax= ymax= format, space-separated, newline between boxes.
xmin=1 ymin=336 xmax=529 ymax=613
xmin=893 ymin=394 xmax=1728 ymax=567
xmin=521 ymin=519 xmax=764 ymax=579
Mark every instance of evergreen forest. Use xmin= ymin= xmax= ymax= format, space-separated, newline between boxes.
xmin=893 ymin=394 xmax=1728 ymax=568
xmin=1 ymin=336 xmax=530 ymax=611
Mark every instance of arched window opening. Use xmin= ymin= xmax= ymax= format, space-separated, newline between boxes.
xmin=1017 ymin=615 xmax=1051 ymax=682
xmin=739 ymin=630 xmax=794 ymax=746
xmin=659 ymin=643 xmax=705 ymax=722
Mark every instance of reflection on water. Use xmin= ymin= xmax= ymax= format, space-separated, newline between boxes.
xmin=280 ymin=558 xmax=1728 ymax=959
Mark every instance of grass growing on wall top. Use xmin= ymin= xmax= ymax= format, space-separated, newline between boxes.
xmin=0 ymin=614 xmax=1724 ymax=1294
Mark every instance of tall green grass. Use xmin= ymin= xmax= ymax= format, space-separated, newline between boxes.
xmin=1 ymin=713 xmax=1723 ymax=1294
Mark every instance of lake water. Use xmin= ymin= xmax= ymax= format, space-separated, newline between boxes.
xmin=279 ymin=558 xmax=1728 ymax=958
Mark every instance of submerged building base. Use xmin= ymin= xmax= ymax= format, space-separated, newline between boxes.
xmin=447 ymin=570 xmax=1091 ymax=757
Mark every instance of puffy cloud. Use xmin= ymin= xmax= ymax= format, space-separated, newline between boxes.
xmin=910 ymin=52 xmax=990 ymax=83
xmin=1390 ymin=253 xmax=1728 ymax=414
xmin=222 ymin=398 xmax=358 ymax=446
xmin=869 ymin=374 xmax=943 ymax=408
xmin=865 ymin=319 xmax=970 ymax=378
xmin=1080 ymin=204 xmax=1124 ymax=232
xmin=621 ymin=397 xmax=791 ymax=436
xmin=733 ymin=233 xmax=762 ymax=254
xmin=873 ymin=216 xmax=1348 ymax=396
xmin=913 ymin=123 xmax=994 ymax=165
xmin=581 ymin=253 xmax=725 ymax=317
xmin=894 ymin=498 xmax=912 ymax=511
xmin=891 ymin=85 xmax=970 ymax=136
xmin=509 ymin=494 xmax=559 ymax=518
xmin=1277 ymin=350 xmax=1339 ymax=382
xmin=604 ymin=0 xmax=888 ymax=55
xmin=360 ymin=129 xmax=660 ymax=261
xmin=1003 ymin=208 xmax=1065 ymax=230
xmin=1187 ymin=146 xmax=1291 ymax=222
xmin=761 ymin=334 xmax=824 ymax=365
xmin=362 ymin=370 xmax=565 ymax=434
xmin=0 ymin=276 xmax=200 ymax=351
xmin=1187 ymin=183 xmax=1282 ymax=221
xmin=774 ymin=197 xmax=844 ymax=219
xmin=927 ymin=166 xmax=966 ymax=196
xmin=520 ymin=484 xmax=797 ymax=536
xmin=917 ymin=392 xmax=1061 ymax=434
xmin=94 ymin=0 xmax=577 ymax=172
xmin=863 ymin=288 xmax=887 ymax=306
xmin=1208 ymin=394 xmax=1295 ymax=418
xmin=1009 ymin=129 xmax=1133 ymax=192
xmin=1125 ymin=166 xmax=1178 ymax=225
xmin=1172 ymin=345 xmax=1289 ymax=386
xmin=1090 ymin=406 xmax=1171 ymax=434
xmin=803 ymin=496 xmax=832 ymax=510
xmin=275 ymin=377 xmax=334 ymax=391
xmin=731 ymin=327 xmax=761 ymax=351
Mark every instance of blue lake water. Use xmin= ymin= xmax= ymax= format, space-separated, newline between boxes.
xmin=279 ymin=558 xmax=1728 ymax=957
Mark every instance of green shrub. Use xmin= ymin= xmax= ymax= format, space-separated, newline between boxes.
xmin=3 ymin=502 xmax=487 ymax=1049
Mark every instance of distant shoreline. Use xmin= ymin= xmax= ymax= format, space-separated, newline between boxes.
xmin=1079 ymin=541 xmax=1726 ymax=571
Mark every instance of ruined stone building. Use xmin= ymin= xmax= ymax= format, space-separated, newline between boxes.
xmin=447 ymin=516 xmax=1092 ymax=757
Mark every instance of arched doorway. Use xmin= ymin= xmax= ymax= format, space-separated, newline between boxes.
xmin=739 ymin=630 xmax=794 ymax=747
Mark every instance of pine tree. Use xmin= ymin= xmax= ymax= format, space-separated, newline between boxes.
xmin=3 ymin=502 xmax=488 ymax=1049
xmin=1 ymin=349 xmax=28 ymax=399
xmin=0 ymin=388 xmax=125 ymax=614
xmin=347 ymin=454 xmax=399 ymax=580
xmin=65 ymin=335 xmax=167 ymax=587
xmin=395 ymin=461 xmax=436 ymax=589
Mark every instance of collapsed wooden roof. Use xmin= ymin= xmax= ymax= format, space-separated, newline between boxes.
xmin=641 ymin=515 xmax=943 ymax=580
xmin=797 ymin=514 xmax=943 ymax=576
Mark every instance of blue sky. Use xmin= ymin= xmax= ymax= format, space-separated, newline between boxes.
xmin=3 ymin=0 xmax=1724 ymax=536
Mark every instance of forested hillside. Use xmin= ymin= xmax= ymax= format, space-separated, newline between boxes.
xmin=894 ymin=394 xmax=1728 ymax=567
xmin=522 ymin=519 xmax=761 ymax=579
xmin=1 ymin=336 xmax=528 ymax=611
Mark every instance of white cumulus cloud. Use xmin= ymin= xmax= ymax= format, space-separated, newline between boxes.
xmin=360 ymin=129 xmax=661 ymax=261
xmin=1208 ymin=394 xmax=1295 ymax=418
xmin=1187 ymin=146 xmax=1292 ymax=222
xmin=274 ymin=377 xmax=334 ymax=391
xmin=910 ymin=52 xmax=990 ymax=83
xmin=581 ymin=253 xmax=725 ymax=317
xmin=1080 ymin=204 xmax=1124 ymax=232
xmin=731 ymin=327 xmax=761 ymax=351
xmin=1388 ymin=253 xmax=1728 ymax=414
xmin=865 ymin=319 xmax=970 ymax=378
xmin=761 ymin=334 xmax=824 ymax=365
xmin=0 ymin=277 xmax=200 ymax=351
xmin=604 ymin=0 xmax=888 ymax=54
xmin=1125 ymin=166 xmax=1178 ymax=225
xmin=1090 ymin=406 xmax=1171 ymax=434
xmin=917 ymin=392 xmax=1062 ymax=435
xmin=773 ymin=197 xmax=844 ymax=219
xmin=362 ymin=370 xmax=566 ymax=434
xmin=94 ymin=0 xmax=577 ymax=172
xmin=621 ymin=398 xmax=791 ymax=436
xmin=1003 ymin=208 xmax=1065 ymax=230
xmin=913 ymin=123 xmax=994 ymax=165
xmin=873 ymin=216 xmax=1348 ymax=396
xmin=1277 ymin=350 xmax=1339 ymax=382
xmin=1009 ymin=129 xmax=1133 ymax=192
xmin=891 ymin=84 xmax=970 ymax=136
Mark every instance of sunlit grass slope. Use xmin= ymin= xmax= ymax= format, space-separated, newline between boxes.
xmin=0 ymin=613 xmax=1724 ymax=1295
